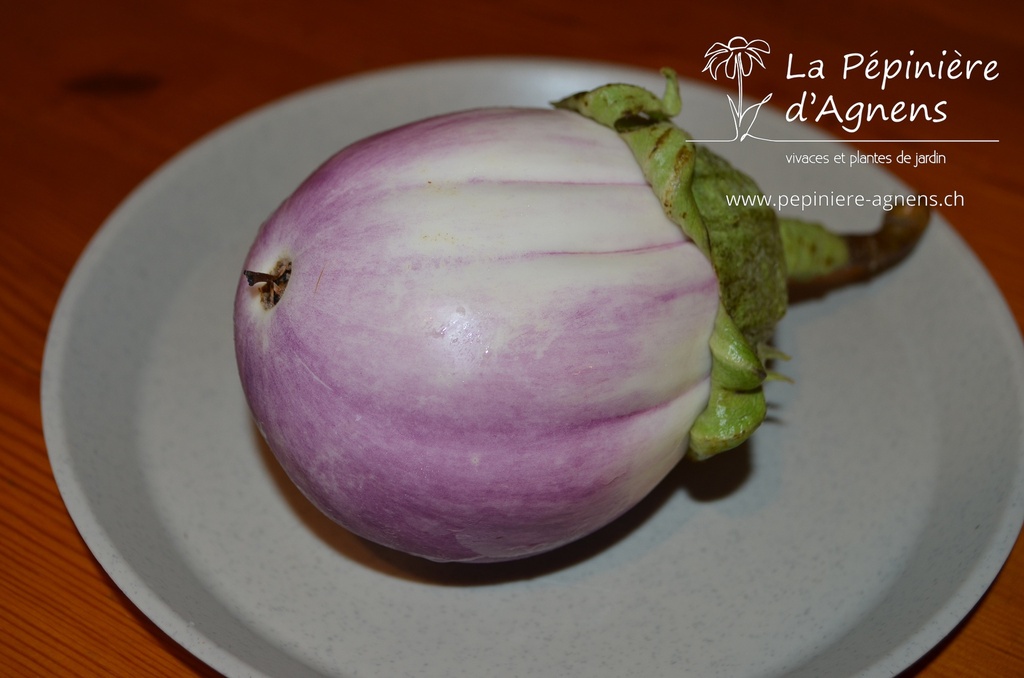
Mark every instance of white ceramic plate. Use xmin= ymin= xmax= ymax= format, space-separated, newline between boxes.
xmin=42 ymin=58 xmax=1024 ymax=678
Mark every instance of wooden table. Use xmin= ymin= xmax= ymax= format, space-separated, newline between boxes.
xmin=3 ymin=1 xmax=1021 ymax=675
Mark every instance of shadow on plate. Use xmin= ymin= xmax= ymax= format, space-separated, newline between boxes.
xmin=252 ymin=421 xmax=752 ymax=586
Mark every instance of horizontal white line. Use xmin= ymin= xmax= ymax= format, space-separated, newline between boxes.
xmin=693 ymin=136 xmax=1000 ymax=144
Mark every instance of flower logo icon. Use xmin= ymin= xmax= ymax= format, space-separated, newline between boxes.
xmin=702 ymin=37 xmax=773 ymax=141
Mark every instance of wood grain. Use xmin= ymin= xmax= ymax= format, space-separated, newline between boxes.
xmin=2 ymin=1 xmax=1021 ymax=676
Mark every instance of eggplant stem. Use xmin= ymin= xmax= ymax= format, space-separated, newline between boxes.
xmin=788 ymin=205 xmax=929 ymax=300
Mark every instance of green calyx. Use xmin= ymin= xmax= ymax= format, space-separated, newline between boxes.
xmin=554 ymin=69 xmax=799 ymax=460
xmin=554 ymin=68 xmax=927 ymax=459
xmin=690 ymin=146 xmax=788 ymax=347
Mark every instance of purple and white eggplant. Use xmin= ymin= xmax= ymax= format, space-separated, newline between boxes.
xmin=234 ymin=70 xmax=927 ymax=563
